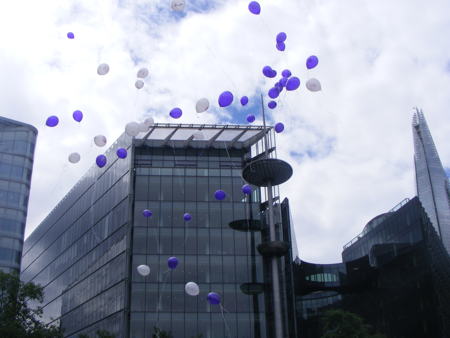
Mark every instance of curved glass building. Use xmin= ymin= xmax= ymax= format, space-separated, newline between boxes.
xmin=0 ymin=116 xmax=37 ymax=273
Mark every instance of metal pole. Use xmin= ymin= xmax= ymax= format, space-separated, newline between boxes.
xmin=260 ymin=93 xmax=283 ymax=338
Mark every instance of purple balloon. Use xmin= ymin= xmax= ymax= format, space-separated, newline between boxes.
xmin=276 ymin=32 xmax=287 ymax=43
xmin=240 ymin=96 xmax=249 ymax=106
xmin=184 ymin=213 xmax=192 ymax=221
xmin=276 ymin=42 xmax=286 ymax=51
xmin=275 ymin=82 xmax=282 ymax=91
xmin=45 ymin=116 xmax=59 ymax=127
xmin=248 ymin=1 xmax=261 ymax=15
xmin=72 ymin=110 xmax=83 ymax=122
xmin=218 ymin=91 xmax=234 ymax=107
xmin=168 ymin=257 xmax=179 ymax=269
xmin=268 ymin=101 xmax=277 ymax=109
xmin=282 ymin=69 xmax=291 ymax=78
xmin=170 ymin=107 xmax=182 ymax=119
xmin=247 ymin=114 xmax=255 ymax=123
xmin=207 ymin=292 xmax=221 ymax=305
xmin=268 ymin=87 xmax=280 ymax=99
xmin=67 ymin=32 xmax=74 ymax=39
xmin=268 ymin=69 xmax=277 ymax=78
xmin=306 ymin=55 xmax=319 ymax=69
xmin=262 ymin=66 xmax=273 ymax=78
xmin=116 ymin=148 xmax=127 ymax=159
xmin=214 ymin=190 xmax=226 ymax=201
xmin=280 ymin=77 xmax=288 ymax=87
xmin=242 ymin=184 xmax=252 ymax=195
xmin=96 ymin=155 xmax=107 ymax=168
xmin=286 ymin=77 xmax=300 ymax=91
xmin=274 ymin=122 xmax=284 ymax=133
xmin=143 ymin=209 xmax=153 ymax=217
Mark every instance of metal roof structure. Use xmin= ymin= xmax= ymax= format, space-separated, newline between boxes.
xmin=134 ymin=123 xmax=271 ymax=149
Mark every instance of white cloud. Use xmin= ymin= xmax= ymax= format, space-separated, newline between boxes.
xmin=0 ymin=0 xmax=449 ymax=263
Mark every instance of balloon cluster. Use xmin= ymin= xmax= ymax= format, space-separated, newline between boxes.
xmin=276 ymin=32 xmax=287 ymax=52
xmin=135 ymin=67 xmax=149 ymax=89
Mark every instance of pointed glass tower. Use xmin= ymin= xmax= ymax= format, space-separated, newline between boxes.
xmin=412 ymin=108 xmax=450 ymax=253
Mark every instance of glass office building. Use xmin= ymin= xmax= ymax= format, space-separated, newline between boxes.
xmin=295 ymin=197 xmax=450 ymax=338
xmin=412 ymin=109 xmax=450 ymax=253
xmin=0 ymin=116 xmax=37 ymax=273
xmin=21 ymin=124 xmax=296 ymax=338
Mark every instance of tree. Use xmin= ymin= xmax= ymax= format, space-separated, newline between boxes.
xmin=0 ymin=271 xmax=63 ymax=338
xmin=321 ymin=309 xmax=386 ymax=338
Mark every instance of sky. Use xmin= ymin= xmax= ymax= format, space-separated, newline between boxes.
xmin=0 ymin=0 xmax=449 ymax=263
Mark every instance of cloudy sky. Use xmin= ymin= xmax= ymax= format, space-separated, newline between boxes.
xmin=0 ymin=0 xmax=449 ymax=263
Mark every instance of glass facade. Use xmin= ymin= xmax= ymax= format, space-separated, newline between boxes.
xmin=295 ymin=197 xmax=450 ymax=338
xmin=21 ymin=124 xmax=296 ymax=338
xmin=412 ymin=109 xmax=450 ymax=253
xmin=0 ymin=116 xmax=37 ymax=273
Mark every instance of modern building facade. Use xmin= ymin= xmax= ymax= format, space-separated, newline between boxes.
xmin=295 ymin=197 xmax=450 ymax=338
xmin=412 ymin=108 xmax=450 ymax=253
xmin=0 ymin=116 xmax=37 ymax=273
xmin=21 ymin=123 xmax=296 ymax=338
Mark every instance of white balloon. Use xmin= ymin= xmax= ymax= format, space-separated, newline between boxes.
xmin=171 ymin=0 xmax=185 ymax=11
xmin=195 ymin=98 xmax=209 ymax=113
xmin=97 ymin=63 xmax=110 ymax=76
xmin=125 ymin=122 xmax=140 ymax=137
xmin=193 ymin=131 xmax=205 ymax=140
xmin=137 ymin=67 xmax=149 ymax=79
xmin=144 ymin=117 xmax=154 ymax=127
xmin=135 ymin=80 xmax=144 ymax=89
xmin=94 ymin=135 xmax=107 ymax=147
xmin=138 ymin=122 xmax=149 ymax=133
xmin=185 ymin=282 xmax=200 ymax=296
xmin=68 ymin=152 xmax=80 ymax=163
xmin=137 ymin=264 xmax=150 ymax=276
xmin=306 ymin=78 xmax=322 ymax=92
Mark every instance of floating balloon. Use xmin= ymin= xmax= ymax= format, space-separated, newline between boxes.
xmin=286 ymin=77 xmax=300 ymax=91
xmin=45 ymin=116 xmax=59 ymax=127
xmin=184 ymin=213 xmax=192 ymax=221
xmin=196 ymin=98 xmax=209 ymax=113
xmin=240 ymin=96 xmax=249 ymax=106
xmin=171 ymin=0 xmax=185 ymax=11
xmin=138 ymin=122 xmax=149 ymax=133
xmin=170 ymin=107 xmax=182 ymax=119
xmin=68 ymin=152 xmax=80 ymax=164
xmin=193 ymin=131 xmax=205 ymax=140
xmin=276 ymin=32 xmax=287 ymax=43
xmin=274 ymin=122 xmax=285 ymax=133
xmin=67 ymin=32 xmax=74 ymax=39
xmin=97 ymin=63 xmax=110 ymax=75
xmin=262 ymin=66 xmax=273 ymax=78
xmin=185 ymin=282 xmax=200 ymax=296
xmin=306 ymin=78 xmax=322 ymax=92
xmin=218 ymin=91 xmax=233 ymax=107
xmin=247 ymin=114 xmax=255 ymax=123
xmin=96 ymin=155 xmax=107 ymax=168
xmin=144 ymin=117 xmax=155 ymax=127
xmin=207 ymin=292 xmax=221 ymax=305
xmin=137 ymin=264 xmax=150 ymax=276
xmin=125 ymin=122 xmax=140 ymax=137
xmin=268 ymin=101 xmax=277 ymax=109
xmin=242 ymin=184 xmax=252 ymax=195
xmin=72 ymin=110 xmax=83 ymax=122
xmin=94 ymin=135 xmax=107 ymax=147
xmin=143 ymin=209 xmax=153 ymax=217
xmin=214 ymin=190 xmax=226 ymax=201
xmin=282 ymin=69 xmax=291 ymax=78
xmin=137 ymin=67 xmax=149 ymax=79
xmin=116 ymin=148 xmax=127 ymax=159
xmin=306 ymin=55 xmax=319 ymax=69
xmin=135 ymin=80 xmax=144 ymax=89
xmin=168 ymin=257 xmax=179 ymax=269
xmin=280 ymin=77 xmax=288 ymax=87
xmin=248 ymin=1 xmax=261 ymax=15
xmin=269 ymin=69 xmax=277 ymax=78
xmin=268 ymin=87 xmax=280 ymax=99
xmin=276 ymin=42 xmax=286 ymax=51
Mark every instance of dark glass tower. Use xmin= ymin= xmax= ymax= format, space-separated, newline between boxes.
xmin=412 ymin=108 xmax=450 ymax=253
xmin=0 ymin=116 xmax=37 ymax=273
xmin=21 ymin=123 xmax=296 ymax=338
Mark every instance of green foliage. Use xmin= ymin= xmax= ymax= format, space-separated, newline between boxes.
xmin=152 ymin=327 xmax=173 ymax=338
xmin=321 ymin=309 xmax=386 ymax=338
xmin=0 ymin=271 xmax=63 ymax=338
